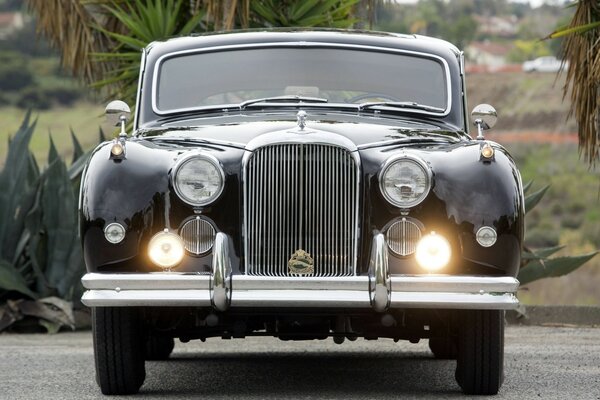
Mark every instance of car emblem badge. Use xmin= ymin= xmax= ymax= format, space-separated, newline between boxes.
xmin=288 ymin=249 xmax=314 ymax=275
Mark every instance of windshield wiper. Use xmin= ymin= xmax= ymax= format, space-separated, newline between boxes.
xmin=239 ymin=95 xmax=328 ymax=109
xmin=358 ymin=101 xmax=445 ymax=114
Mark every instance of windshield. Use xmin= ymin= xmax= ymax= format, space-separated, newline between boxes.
xmin=154 ymin=46 xmax=449 ymax=114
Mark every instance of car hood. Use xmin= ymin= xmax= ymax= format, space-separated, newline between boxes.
xmin=137 ymin=111 xmax=468 ymax=150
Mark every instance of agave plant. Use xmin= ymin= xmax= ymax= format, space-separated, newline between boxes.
xmin=546 ymin=1 xmax=600 ymax=167
xmin=518 ymin=181 xmax=598 ymax=286
xmin=0 ymin=113 xmax=101 ymax=333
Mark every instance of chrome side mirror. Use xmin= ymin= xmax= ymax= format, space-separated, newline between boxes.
xmin=105 ymin=100 xmax=131 ymax=139
xmin=471 ymin=104 xmax=497 ymax=140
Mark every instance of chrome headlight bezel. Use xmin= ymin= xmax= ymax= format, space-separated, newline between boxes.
xmin=172 ymin=152 xmax=225 ymax=207
xmin=379 ymin=154 xmax=432 ymax=208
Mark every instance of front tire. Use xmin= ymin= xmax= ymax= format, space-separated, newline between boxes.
xmin=93 ymin=307 xmax=146 ymax=395
xmin=455 ymin=310 xmax=504 ymax=395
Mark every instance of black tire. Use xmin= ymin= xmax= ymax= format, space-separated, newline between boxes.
xmin=455 ymin=310 xmax=504 ymax=395
xmin=145 ymin=336 xmax=175 ymax=360
xmin=429 ymin=336 xmax=458 ymax=359
xmin=93 ymin=307 xmax=146 ymax=395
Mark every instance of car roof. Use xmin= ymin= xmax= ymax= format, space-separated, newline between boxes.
xmin=145 ymin=29 xmax=461 ymax=62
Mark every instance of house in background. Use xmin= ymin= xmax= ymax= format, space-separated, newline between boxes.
xmin=465 ymin=41 xmax=513 ymax=71
xmin=0 ymin=12 xmax=24 ymax=40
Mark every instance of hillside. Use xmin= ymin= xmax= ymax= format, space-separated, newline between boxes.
xmin=466 ymin=71 xmax=576 ymax=133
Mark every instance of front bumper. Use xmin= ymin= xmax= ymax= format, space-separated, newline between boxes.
xmin=81 ymin=233 xmax=519 ymax=311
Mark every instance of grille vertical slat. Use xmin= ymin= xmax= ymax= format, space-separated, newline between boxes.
xmin=245 ymin=144 xmax=358 ymax=277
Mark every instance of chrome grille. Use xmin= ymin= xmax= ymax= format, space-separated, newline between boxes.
xmin=180 ymin=217 xmax=216 ymax=255
xmin=244 ymin=144 xmax=359 ymax=277
xmin=386 ymin=218 xmax=422 ymax=256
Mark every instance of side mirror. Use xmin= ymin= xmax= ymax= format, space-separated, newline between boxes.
xmin=105 ymin=100 xmax=131 ymax=138
xmin=471 ymin=104 xmax=497 ymax=140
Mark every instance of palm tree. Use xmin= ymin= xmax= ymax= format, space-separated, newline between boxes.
xmin=548 ymin=0 xmax=600 ymax=167
xmin=25 ymin=0 xmax=362 ymax=104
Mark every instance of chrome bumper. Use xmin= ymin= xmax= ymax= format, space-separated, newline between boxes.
xmin=81 ymin=233 xmax=519 ymax=311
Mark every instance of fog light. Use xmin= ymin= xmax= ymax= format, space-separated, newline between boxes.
xmin=415 ymin=232 xmax=451 ymax=272
xmin=104 ymin=223 xmax=125 ymax=244
xmin=148 ymin=230 xmax=185 ymax=270
xmin=476 ymin=226 xmax=497 ymax=247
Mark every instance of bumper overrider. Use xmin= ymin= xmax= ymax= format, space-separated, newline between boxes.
xmin=81 ymin=233 xmax=519 ymax=311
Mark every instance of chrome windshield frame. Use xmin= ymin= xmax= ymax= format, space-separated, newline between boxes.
xmin=150 ymin=42 xmax=453 ymax=118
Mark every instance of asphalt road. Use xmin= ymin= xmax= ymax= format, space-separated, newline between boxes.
xmin=0 ymin=326 xmax=599 ymax=399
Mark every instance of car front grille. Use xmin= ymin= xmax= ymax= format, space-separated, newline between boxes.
xmin=244 ymin=143 xmax=359 ymax=277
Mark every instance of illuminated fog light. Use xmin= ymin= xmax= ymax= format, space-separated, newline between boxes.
xmin=476 ymin=226 xmax=497 ymax=247
xmin=415 ymin=232 xmax=451 ymax=272
xmin=148 ymin=230 xmax=185 ymax=269
xmin=104 ymin=223 xmax=125 ymax=244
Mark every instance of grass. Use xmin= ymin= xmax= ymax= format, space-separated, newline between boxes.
xmin=0 ymin=101 xmax=109 ymax=166
xmin=506 ymin=142 xmax=600 ymax=305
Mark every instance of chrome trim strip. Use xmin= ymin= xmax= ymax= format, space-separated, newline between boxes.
xmin=81 ymin=273 xmax=519 ymax=309
xmin=81 ymin=290 xmax=211 ymax=307
xmin=82 ymin=273 xmax=211 ymax=290
xmin=150 ymin=42 xmax=452 ymax=117
xmin=211 ymin=232 xmax=232 ymax=311
xmin=369 ymin=233 xmax=390 ymax=312
xmin=389 ymin=293 xmax=518 ymax=310
xmin=133 ymin=47 xmax=146 ymax=132
xmin=245 ymin=130 xmax=358 ymax=152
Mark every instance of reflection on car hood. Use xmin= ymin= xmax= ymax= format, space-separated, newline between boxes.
xmin=137 ymin=111 xmax=467 ymax=149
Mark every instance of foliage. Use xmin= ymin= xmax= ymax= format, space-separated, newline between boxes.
xmin=506 ymin=39 xmax=552 ymax=63
xmin=248 ymin=0 xmax=359 ymax=29
xmin=0 ymin=112 xmax=95 ymax=332
xmin=518 ymin=181 xmax=598 ymax=286
xmin=91 ymin=0 xmax=203 ymax=105
xmin=546 ymin=0 xmax=600 ymax=166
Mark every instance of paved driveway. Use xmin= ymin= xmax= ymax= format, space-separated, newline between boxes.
xmin=0 ymin=326 xmax=599 ymax=399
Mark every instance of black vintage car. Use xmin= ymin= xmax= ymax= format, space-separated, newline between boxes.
xmin=80 ymin=30 xmax=523 ymax=396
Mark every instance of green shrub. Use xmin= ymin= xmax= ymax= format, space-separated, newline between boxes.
xmin=0 ymin=52 xmax=34 ymax=91
xmin=16 ymin=88 xmax=52 ymax=110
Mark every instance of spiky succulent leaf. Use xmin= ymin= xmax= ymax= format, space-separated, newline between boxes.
xmin=518 ymin=252 xmax=599 ymax=286
xmin=0 ymin=260 xmax=38 ymax=299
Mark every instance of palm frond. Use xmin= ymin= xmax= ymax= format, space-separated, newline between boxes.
xmin=25 ymin=0 xmax=110 ymax=83
xmin=554 ymin=0 xmax=600 ymax=166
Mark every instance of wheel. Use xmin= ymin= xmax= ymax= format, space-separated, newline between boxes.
xmin=429 ymin=336 xmax=457 ymax=359
xmin=145 ymin=336 xmax=175 ymax=360
xmin=455 ymin=310 xmax=504 ymax=395
xmin=92 ymin=307 xmax=146 ymax=395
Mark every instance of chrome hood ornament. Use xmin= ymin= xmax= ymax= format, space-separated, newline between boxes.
xmin=296 ymin=110 xmax=307 ymax=130
xmin=288 ymin=249 xmax=314 ymax=275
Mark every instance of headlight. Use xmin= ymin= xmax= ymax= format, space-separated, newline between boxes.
xmin=380 ymin=155 xmax=431 ymax=208
xmin=415 ymin=232 xmax=451 ymax=272
xmin=148 ymin=230 xmax=185 ymax=269
xmin=173 ymin=154 xmax=224 ymax=206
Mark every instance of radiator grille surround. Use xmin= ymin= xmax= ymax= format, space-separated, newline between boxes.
xmin=244 ymin=143 xmax=359 ymax=277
